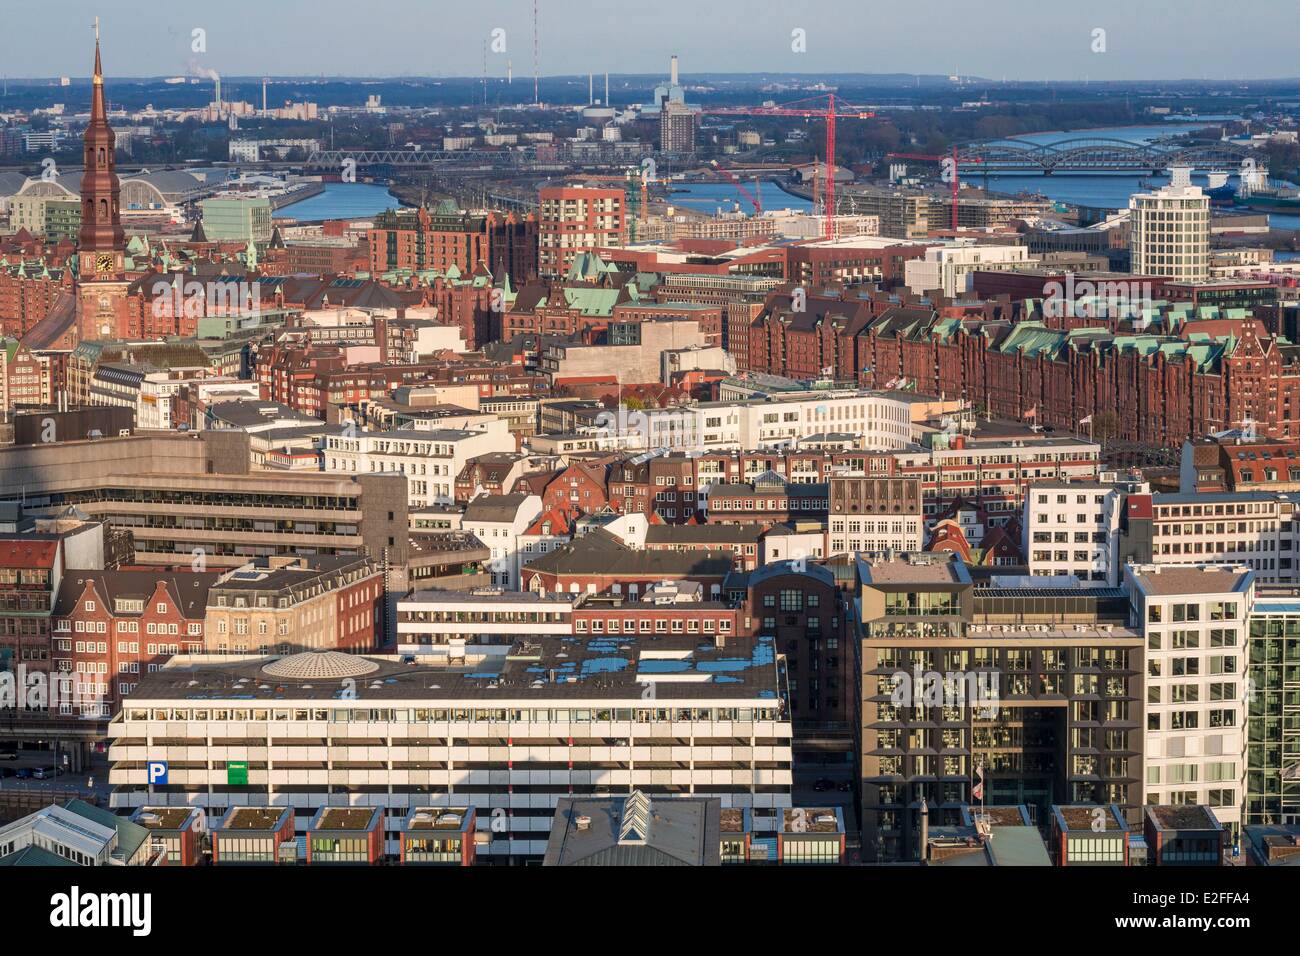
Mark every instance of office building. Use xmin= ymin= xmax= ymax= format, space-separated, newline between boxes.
xmin=1127 ymin=564 xmax=1252 ymax=841
xmin=1129 ymin=167 xmax=1209 ymax=282
xmin=855 ymin=554 xmax=1145 ymax=862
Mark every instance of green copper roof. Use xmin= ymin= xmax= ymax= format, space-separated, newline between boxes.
xmin=998 ymin=322 xmax=1064 ymax=358
xmin=561 ymin=286 xmax=622 ymax=316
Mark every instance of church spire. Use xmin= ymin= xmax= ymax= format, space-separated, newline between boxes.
xmin=76 ymin=15 xmax=128 ymax=342
xmin=79 ymin=17 xmax=123 ymax=260
xmin=91 ymin=17 xmax=107 ymax=120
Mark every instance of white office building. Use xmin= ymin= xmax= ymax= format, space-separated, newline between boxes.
xmin=324 ymin=421 xmax=513 ymax=509
xmin=1023 ymin=480 xmax=1143 ymax=586
xmin=1129 ymin=167 xmax=1210 ymax=282
xmin=396 ymin=589 xmax=575 ymax=660
xmin=623 ymin=391 xmax=915 ymax=454
xmin=904 ymin=241 xmax=1037 ymax=297
xmin=1127 ymin=564 xmax=1253 ymax=840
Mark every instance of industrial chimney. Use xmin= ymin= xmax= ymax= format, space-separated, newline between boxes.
xmin=670 ymin=55 xmax=679 ymax=86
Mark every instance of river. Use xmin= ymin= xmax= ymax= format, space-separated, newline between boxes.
xmin=275 ymin=182 xmax=400 ymax=222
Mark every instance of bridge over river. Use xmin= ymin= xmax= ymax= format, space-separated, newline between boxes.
xmin=951 ymin=137 xmax=1260 ymax=174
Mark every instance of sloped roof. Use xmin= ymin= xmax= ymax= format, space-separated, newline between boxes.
xmin=18 ymin=291 xmax=76 ymax=349
xmin=543 ymin=793 xmax=721 ymax=866
xmin=0 ymin=539 xmax=60 ymax=570
xmin=523 ymin=508 xmax=574 ymax=537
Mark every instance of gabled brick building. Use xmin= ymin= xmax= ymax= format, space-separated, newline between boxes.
xmin=51 ymin=570 xmax=218 ymax=716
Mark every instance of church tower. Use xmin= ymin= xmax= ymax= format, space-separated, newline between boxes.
xmin=76 ymin=20 xmax=128 ymax=341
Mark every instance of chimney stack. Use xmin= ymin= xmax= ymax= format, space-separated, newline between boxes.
xmin=670 ymin=55 xmax=679 ymax=86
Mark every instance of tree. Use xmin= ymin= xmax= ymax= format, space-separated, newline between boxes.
xmin=1091 ymin=410 xmax=1120 ymax=446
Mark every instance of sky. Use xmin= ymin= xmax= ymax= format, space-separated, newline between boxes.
xmin=4 ymin=0 xmax=1298 ymax=82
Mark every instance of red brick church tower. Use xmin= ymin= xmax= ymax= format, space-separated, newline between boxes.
xmin=76 ymin=20 xmax=128 ymax=341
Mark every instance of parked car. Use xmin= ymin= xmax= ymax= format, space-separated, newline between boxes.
xmin=837 ymin=779 xmax=853 ymax=792
xmin=812 ymin=777 xmax=834 ymax=792
xmin=15 ymin=768 xmax=32 ymax=779
xmin=0 ymin=767 xmax=17 ymax=778
xmin=0 ymin=750 xmax=18 ymax=761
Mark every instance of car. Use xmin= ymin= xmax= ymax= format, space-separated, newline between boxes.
xmin=837 ymin=779 xmax=853 ymax=792
xmin=812 ymin=777 xmax=834 ymax=792
xmin=0 ymin=750 xmax=17 ymax=761
xmin=15 ymin=768 xmax=32 ymax=779
xmin=0 ymin=767 xmax=16 ymax=778
xmin=32 ymin=767 xmax=51 ymax=779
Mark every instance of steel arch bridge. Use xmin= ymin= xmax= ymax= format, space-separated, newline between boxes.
xmin=304 ymin=147 xmax=546 ymax=170
xmin=952 ymin=137 xmax=1261 ymax=173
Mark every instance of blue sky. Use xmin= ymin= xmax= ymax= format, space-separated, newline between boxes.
xmin=4 ymin=0 xmax=1296 ymax=81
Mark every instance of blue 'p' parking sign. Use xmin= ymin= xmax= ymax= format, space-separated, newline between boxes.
xmin=146 ymin=761 xmax=168 ymax=785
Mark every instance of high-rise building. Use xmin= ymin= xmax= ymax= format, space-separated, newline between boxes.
xmin=1245 ymin=594 xmax=1300 ymax=827
xmin=1126 ymin=564 xmax=1252 ymax=843
xmin=537 ymin=185 xmax=625 ymax=277
xmin=1129 ymin=167 xmax=1210 ymax=282
xmin=660 ymin=100 xmax=697 ymax=153
xmin=855 ymin=553 xmax=1146 ymax=863
xmin=75 ymin=27 xmax=128 ymax=342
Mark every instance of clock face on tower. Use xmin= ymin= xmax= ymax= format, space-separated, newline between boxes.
xmin=96 ymin=252 xmax=115 ymax=275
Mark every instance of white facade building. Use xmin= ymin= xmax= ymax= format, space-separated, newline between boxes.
xmin=461 ymin=493 xmax=543 ymax=589
xmin=1127 ymin=564 xmax=1253 ymax=839
xmin=108 ymin=645 xmax=793 ymax=860
xmin=904 ymin=241 xmax=1038 ymax=297
xmin=396 ymin=590 xmax=575 ymax=659
xmin=1129 ymin=167 xmax=1210 ymax=282
xmin=1023 ymin=480 xmax=1144 ymax=586
xmin=324 ymin=421 xmax=513 ymax=508
xmin=619 ymin=390 xmax=914 ymax=454
xmin=1147 ymin=491 xmax=1298 ymax=586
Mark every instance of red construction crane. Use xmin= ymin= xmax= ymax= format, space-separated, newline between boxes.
xmin=702 ymin=94 xmax=875 ymax=239
xmin=707 ymin=160 xmax=762 ymax=214
xmin=885 ymin=148 xmax=983 ymax=231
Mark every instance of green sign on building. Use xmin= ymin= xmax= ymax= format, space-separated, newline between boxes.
xmin=227 ymin=761 xmax=248 ymax=786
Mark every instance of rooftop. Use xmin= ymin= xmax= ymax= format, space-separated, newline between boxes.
xmin=220 ymin=807 xmax=291 ymax=832
xmin=1130 ymin=565 xmax=1253 ymax=596
xmin=858 ymin=553 xmax=971 ymax=586
xmin=132 ymin=807 xmax=199 ymax=830
xmin=406 ymin=808 xmax=473 ymax=831
xmin=1147 ymin=805 xmax=1222 ymax=831
xmin=1054 ymin=805 xmax=1124 ymax=833
xmin=543 ymin=792 xmax=722 ymax=866
xmin=120 ymin=632 xmax=784 ymax=704
xmin=313 ymin=808 xmax=378 ymax=831
xmin=783 ymin=807 xmax=843 ymax=833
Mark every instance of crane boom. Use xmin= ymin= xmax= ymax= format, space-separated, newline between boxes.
xmin=885 ymin=148 xmax=984 ymax=230
xmin=700 ymin=95 xmax=875 ymax=239
xmin=707 ymin=161 xmax=762 ymax=214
